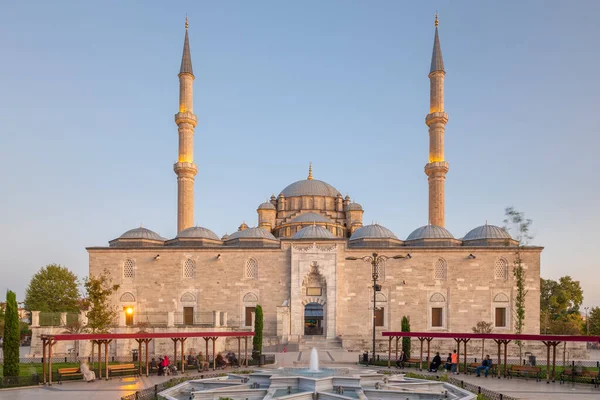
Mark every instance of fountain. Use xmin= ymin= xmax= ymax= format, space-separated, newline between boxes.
xmin=159 ymin=348 xmax=476 ymax=400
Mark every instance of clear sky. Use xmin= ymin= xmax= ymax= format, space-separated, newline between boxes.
xmin=1 ymin=1 xmax=599 ymax=308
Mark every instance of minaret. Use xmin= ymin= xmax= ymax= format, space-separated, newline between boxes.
xmin=174 ymin=17 xmax=198 ymax=233
xmin=425 ymin=14 xmax=449 ymax=227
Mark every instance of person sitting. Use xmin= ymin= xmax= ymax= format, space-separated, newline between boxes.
xmin=158 ymin=356 xmax=165 ymax=376
xmin=428 ymin=352 xmax=442 ymax=372
xmin=215 ymin=353 xmax=227 ymax=369
xmin=80 ymin=361 xmax=96 ymax=382
xmin=227 ymin=351 xmax=239 ymax=367
xmin=443 ymin=353 xmax=452 ymax=372
xmin=187 ymin=353 xmax=197 ymax=368
xmin=150 ymin=357 xmax=158 ymax=373
xmin=475 ymin=355 xmax=492 ymax=377
xmin=197 ymin=352 xmax=209 ymax=371
xmin=395 ymin=350 xmax=407 ymax=369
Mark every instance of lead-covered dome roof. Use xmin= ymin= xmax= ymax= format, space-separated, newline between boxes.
xmin=291 ymin=212 xmax=332 ymax=223
xmin=406 ymin=225 xmax=454 ymax=240
xmin=281 ymin=179 xmax=341 ymax=197
xmin=176 ymin=226 xmax=220 ymax=240
xmin=350 ymin=224 xmax=397 ymax=240
xmin=119 ymin=227 xmax=165 ymax=241
xmin=227 ymin=227 xmax=278 ymax=240
xmin=463 ymin=224 xmax=512 ymax=241
xmin=292 ymin=225 xmax=335 ymax=240
xmin=258 ymin=202 xmax=276 ymax=210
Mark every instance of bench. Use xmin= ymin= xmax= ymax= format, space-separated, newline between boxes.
xmin=405 ymin=358 xmax=423 ymax=368
xmin=108 ymin=363 xmax=138 ymax=378
xmin=508 ymin=365 xmax=541 ymax=381
xmin=466 ymin=362 xmax=496 ymax=377
xmin=58 ymin=367 xmax=83 ymax=384
xmin=560 ymin=369 xmax=599 ymax=387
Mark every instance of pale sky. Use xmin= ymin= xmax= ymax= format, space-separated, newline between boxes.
xmin=0 ymin=1 xmax=598 ymax=308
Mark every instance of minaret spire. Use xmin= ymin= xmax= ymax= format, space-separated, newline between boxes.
xmin=174 ymin=17 xmax=198 ymax=233
xmin=425 ymin=14 xmax=449 ymax=227
xmin=307 ymin=163 xmax=313 ymax=180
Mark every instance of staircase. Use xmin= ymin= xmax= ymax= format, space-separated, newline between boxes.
xmin=299 ymin=335 xmax=343 ymax=351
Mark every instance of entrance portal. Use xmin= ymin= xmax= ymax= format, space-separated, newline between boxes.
xmin=304 ymin=303 xmax=324 ymax=335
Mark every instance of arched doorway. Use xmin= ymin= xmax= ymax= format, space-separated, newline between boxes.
xmin=304 ymin=302 xmax=324 ymax=335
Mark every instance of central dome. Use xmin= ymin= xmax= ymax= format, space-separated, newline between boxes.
xmin=281 ymin=179 xmax=341 ymax=197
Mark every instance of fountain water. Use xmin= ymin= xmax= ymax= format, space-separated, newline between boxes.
xmin=309 ymin=347 xmax=319 ymax=372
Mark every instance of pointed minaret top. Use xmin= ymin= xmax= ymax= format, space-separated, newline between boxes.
xmin=180 ymin=17 xmax=194 ymax=76
xmin=307 ymin=163 xmax=313 ymax=180
xmin=430 ymin=14 xmax=445 ymax=74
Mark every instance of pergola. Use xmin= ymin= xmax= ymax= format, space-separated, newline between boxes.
xmin=382 ymin=331 xmax=600 ymax=383
xmin=40 ymin=331 xmax=254 ymax=385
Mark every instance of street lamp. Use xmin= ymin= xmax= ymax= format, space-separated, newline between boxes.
xmin=345 ymin=252 xmax=410 ymax=364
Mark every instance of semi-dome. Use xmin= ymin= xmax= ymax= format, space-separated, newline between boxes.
xmin=119 ymin=227 xmax=165 ymax=241
xmin=176 ymin=226 xmax=220 ymax=241
xmin=227 ymin=227 xmax=278 ymax=240
xmin=281 ymin=179 xmax=341 ymax=197
xmin=258 ymin=202 xmax=276 ymax=210
xmin=292 ymin=225 xmax=335 ymax=240
xmin=406 ymin=225 xmax=454 ymax=240
xmin=350 ymin=224 xmax=397 ymax=240
xmin=463 ymin=224 xmax=512 ymax=241
xmin=291 ymin=212 xmax=332 ymax=223
xmin=347 ymin=202 xmax=363 ymax=211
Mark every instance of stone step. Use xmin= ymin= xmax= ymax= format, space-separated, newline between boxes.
xmin=299 ymin=337 xmax=343 ymax=351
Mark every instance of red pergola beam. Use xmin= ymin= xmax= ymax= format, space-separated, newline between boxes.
xmin=382 ymin=332 xmax=600 ymax=343
xmin=41 ymin=331 xmax=254 ymax=341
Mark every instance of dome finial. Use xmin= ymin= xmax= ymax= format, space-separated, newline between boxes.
xmin=434 ymin=12 xmax=439 ymax=27
xmin=307 ymin=162 xmax=313 ymax=180
xmin=185 ymin=15 xmax=189 ymax=30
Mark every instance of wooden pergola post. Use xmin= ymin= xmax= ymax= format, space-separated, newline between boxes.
xmin=463 ymin=338 xmax=470 ymax=373
xmin=502 ymin=340 xmax=510 ymax=378
xmin=454 ymin=338 xmax=461 ymax=373
xmin=551 ymin=341 xmax=560 ymax=382
xmin=426 ymin=337 xmax=433 ymax=367
xmin=48 ymin=338 xmax=56 ymax=385
xmin=212 ymin=337 xmax=217 ymax=370
xmin=97 ymin=341 xmax=102 ymax=380
xmin=387 ymin=337 xmax=392 ymax=368
xmin=172 ymin=338 xmax=178 ymax=370
xmin=136 ymin=339 xmax=142 ymax=376
xmin=418 ymin=337 xmax=425 ymax=370
xmin=180 ymin=338 xmax=187 ymax=373
xmin=104 ymin=340 xmax=110 ymax=380
xmin=237 ymin=337 xmax=241 ymax=367
xmin=395 ymin=337 xmax=399 ymax=362
xmin=204 ymin=337 xmax=210 ymax=366
xmin=42 ymin=338 xmax=47 ymax=385
xmin=542 ymin=341 xmax=551 ymax=383
xmin=494 ymin=339 xmax=501 ymax=378
xmin=144 ymin=339 xmax=150 ymax=376
xmin=245 ymin=336 xmax=248 ymax=367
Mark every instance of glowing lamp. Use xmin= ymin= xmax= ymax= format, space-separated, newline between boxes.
xmin=126 ymin=307 xmax=134 ymax=315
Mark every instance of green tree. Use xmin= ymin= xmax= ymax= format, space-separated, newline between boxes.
xmin=2 ymin=291 xmax=20 ymax=377
xmin=588 ymin=307 xmax=600 ymax=336
xmin=472 ymin=321 xmax=493 ymax=360
xmin=504 ymin=207 xmax=532 ymax=361
xmin=540 ymin=276 xmax=584 ymax=334
xmin=24 ymin=264 xmax=80 ymax=312
xmin=83 ymin=269 xmax=119 ymax=333
xmin=252 ymin=305 xmax=263 ymax=359
xmin=401 ymin=316 xmax=411 ymax=359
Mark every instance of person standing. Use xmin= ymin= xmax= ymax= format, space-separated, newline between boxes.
xmin=451 ymin=350 xmax=459 ymax=374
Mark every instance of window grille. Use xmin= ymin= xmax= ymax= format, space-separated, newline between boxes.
xmin=245 ymin=258 xmax=258 ymax=279
xmin=494 ymin=258 xmax=508 ymax=280
xmin=123 ymin=259 xmax=135 ymax=280
xmin=183 ymin=259 xmax=195 ymax=279
xmin=434 ymin=258 xmax=447 ymax=280
xmin=375 ymin=260 xmax=385 ymax=280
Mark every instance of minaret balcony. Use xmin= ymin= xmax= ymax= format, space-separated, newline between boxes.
xmin=424 ymin=161 xmax=449 ymax=176
xmin=174 ymin=162 xmax=198 ymax=176
xmin=425 ymin=112 xmax=448 ymax=126
xmin=174 ymin=111 xmax=198 ymax=126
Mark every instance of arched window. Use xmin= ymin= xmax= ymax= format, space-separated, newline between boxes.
xmin=183 ymin=258 xmax=195 ymax=279
xmin=123 ymin=259 xmax=135 ymax=280
xmin=494 ymin=258 xmax=508 ymax=281
xmin=120 ymin=292 xmax=135 ymax=303
xmin=434 ymin=258 xmax=447 ymax=280
xmin=245 ymin=258 xmax=258 ymax=279
xmin=429 ymin=292 xmax=447 ymax=329
xmin=181 ymin=292 xmax=196 ymax=302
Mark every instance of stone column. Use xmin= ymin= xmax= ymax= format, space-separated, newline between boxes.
xmin=220 ymin=311 xmax=228 ymax=327
xmin=31 ymin=311 xmax=40 ymax=327
xmin=213 ymin=311 xmax=221 ymax=327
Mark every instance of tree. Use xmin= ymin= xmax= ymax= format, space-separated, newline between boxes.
xmin=401 ymin=316 xmax=411 ymax=359
xmin=504 ymin=207 xmax=532 ymax=362
xmin=472 ymin=321 xmax=493 ymax=360
xmin=24 ymin=264 xmax=80 ymax=312
xmin=83 ymin=269 xmax=120 ymax=333
xmin=540 ymin=276 xmax=584 ymax=334
xmin=63 ymin=319 xmax=88 ymax=356
xmin=588 ymin=307 xmax=600 ymax=336
xmin=252 ymin=305 xmax=263 ymax=359
xmin=2 ymin=291 xmax=20 ymax=377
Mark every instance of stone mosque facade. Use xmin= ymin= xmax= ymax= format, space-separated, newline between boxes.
xmin=80 ymin=18 xmax=542 ymax=355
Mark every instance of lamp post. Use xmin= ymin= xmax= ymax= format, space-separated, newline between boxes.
xmin=585 ymin=307 xmax=590 ymax=336
xmin=346 ymin=252 xmax=410 ymax=364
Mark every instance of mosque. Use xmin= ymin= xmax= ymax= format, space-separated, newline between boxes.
xmin=84 ymin=17 xmax=541 ymax=354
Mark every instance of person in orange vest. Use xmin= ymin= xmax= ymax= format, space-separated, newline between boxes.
xmin=451 ymin=350 xmax=459 ymax=374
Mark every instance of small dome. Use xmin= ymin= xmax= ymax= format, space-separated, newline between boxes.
xmin=177 ymin=226 xmax=220 ymax=240
xmin=347 ymin=202 xmax=363 ymax=211
xmin=221 ymin=233 xmax=229 ymax=240
xmin=290 ymin=212 xmax=332 ymax=223
xmin=258 ymin=202 xmax=276 ymax=210
xmin=281 ymin=179 xmax=341 ymax=197
xmin=292 ymin=225 xmax=335 ymax=240
xmin=228 ymin=227 xmax=278 ymax=240
xmin=407 ymin=225 xmax=454 ymax=240
xmin=350 ymin=224 xmax=398 ymax=240
xmin=119 ymin=227 xmax=164 ymax=241
xmin=463 ymin=224 xmax=512 ymax=241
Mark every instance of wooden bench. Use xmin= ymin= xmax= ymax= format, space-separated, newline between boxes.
xmin=107 ymin=363 xmax=138 ymax=378
xmin=57 ymin=367 xmax=83 ymax=384
xmin=560 ymin=369 xmax=599 ymax=387
xmin=508 ymin=365 xmax=541 ymax=381
xmin=405 ymin=358 xmax=422 ymax=368
xmin=466 ymin=362 xmax=496 ymax=376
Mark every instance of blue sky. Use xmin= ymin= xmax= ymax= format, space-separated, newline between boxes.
xmin=1 ymin=1 xmax=599 ymax=308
